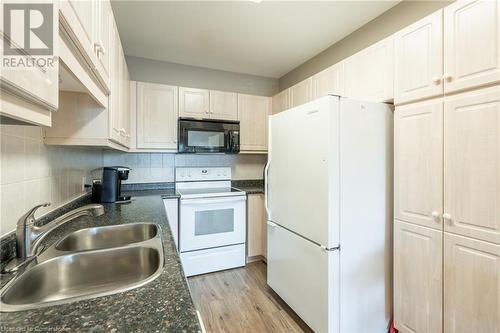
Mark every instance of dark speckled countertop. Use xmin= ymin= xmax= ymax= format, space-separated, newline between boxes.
xmin=232 ymin=180 xmax=264 ymax=195
xmin=0 ymin=189 xmax=200 ymax=333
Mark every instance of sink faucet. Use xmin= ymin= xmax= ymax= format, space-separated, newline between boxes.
xmin=3 ymin=203 xmax=105 ymax=273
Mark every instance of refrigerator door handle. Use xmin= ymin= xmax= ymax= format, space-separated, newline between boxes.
xmin=320 ymin=245 xmax=341 ymax=252
xmin=264 ymin=160 xmax=270 ymax=216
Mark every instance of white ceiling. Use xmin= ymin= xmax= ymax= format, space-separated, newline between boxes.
xmin=111 ymin=1 xmax=400 ymax=79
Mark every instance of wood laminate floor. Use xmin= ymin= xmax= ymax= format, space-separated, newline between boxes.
xmin=188 ymin=261 xmax=313 ymax=333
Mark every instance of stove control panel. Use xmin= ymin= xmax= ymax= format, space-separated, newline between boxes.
xmin=175 ymin=167 xmax=231 ymax=182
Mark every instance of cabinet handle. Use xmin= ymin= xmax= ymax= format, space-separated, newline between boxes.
xmin=431 ymin=211 xmax=440 ymax=222
xmin=443 ymin=213 xmax=452 ymax=225
xmin=119 ymin=128 xmax=129 ymax=137
xmin=432 ymin=76 xmax=441 ymax=84
xmin=443 ymin=74 xmax=452 ymax=82
xmin=94 ymin=41 xmax=106 ymax=56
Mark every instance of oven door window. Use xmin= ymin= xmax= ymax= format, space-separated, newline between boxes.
xmin=187 ymin=130 xmax=225 ymax=148
xmin=194 ymin=208 xmax=234 ymax=236
xmin=179 ymin=197 xmax=246 ymax=252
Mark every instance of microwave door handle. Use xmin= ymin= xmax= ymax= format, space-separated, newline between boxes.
xmin=227 ymin=131 xmax=232 ymax=151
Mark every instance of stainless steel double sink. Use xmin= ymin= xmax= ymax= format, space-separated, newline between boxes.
xmin=0 ymin=223 xmax=164 ymax=312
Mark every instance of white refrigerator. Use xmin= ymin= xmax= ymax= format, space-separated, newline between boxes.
xmin=264 ymin=95 xmax=393 ymax=333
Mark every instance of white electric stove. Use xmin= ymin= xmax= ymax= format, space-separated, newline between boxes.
xmin=176 ymin=167 xmax=246 ymax=277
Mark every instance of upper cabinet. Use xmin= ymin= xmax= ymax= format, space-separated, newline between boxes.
xmin=272 ymin=89 xmax=290 ymax=114
xmin=289 ymin=77 xmax=313 ymax=108
xmin=394 ymin=0 xmax=500 ymax=105
xmin=136 ymin=82 xmax=178 ymax=150
xmin=179 ymin=87 xmax=237 ymax=120
xmin=209 ymin=90 xmax=238 ymax=121
xmin=133 ymin=84 xmax=269 ymax=152
xmin=443 ymin=0 xmax=500 ymax=94
xmin=44 ymin=2 xmax=130 ymax=151
xmin=0 ymin=0 xmax=59 ymax=126
xmin=60 ymin=0 xmax=111 ymax=93
xmin=394 ymin=10 xmax=443 ymax=105
xmin=238 ymin=94 xmax=270 ymax=152
xmin=94 ymin=0 xmax=113 ymax=86
xmin=312 ymin=62 xmax=344 ymax=100
xmin=344 ymin=36 xmax=394 ymax=103
xmin=179 ymin=87 xmax=210 ymax=118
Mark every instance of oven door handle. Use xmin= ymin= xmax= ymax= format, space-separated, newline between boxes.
xmin=181 ymin=196 xmax=247 ymax=205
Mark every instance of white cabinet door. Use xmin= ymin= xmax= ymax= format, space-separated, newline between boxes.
xmin=68 ymin=0 xmax=94 ymax=54
xmin=137 ymin=82 xmax=178 ymax=149
xmin=94 ymin=0 xmax=112 ymax=86
xmin=179 ymin=87 xmax=209 ymax=118
xmin=312 ymin=62 xmax=344 ymax=100
xmin=0 ymin=1 xmax=59 ymax=112
xmin=289 ymin=78 xmax=312 ymax=108
xmin=272 ymin=89 xmax=289 ymax=114
xmin=394 ymin=10 xmax=443 ymax=105
xmin=109 ymin=23 xmax=122 ymax=144
xmin=209 ymin=90 xmax=238 ymax=120
xmin=394 ymin=99 xmax=443 ymax=229
xmin=120 ymin=54 xmax=131 ymax=148
xmin=444 ymin=87 xmax=500 ymax=245
xmin=444 ymin=0 xmax=500 ymax=94
xmin=444 ymin=233 xmax=500 ymax=333
xmin=344 ymin=36 xmax=394 ymax=102
xmin=238 ymin=94 xmax=270 ymax=152
xmin=394 ymin=220 xmax=442 ymax=333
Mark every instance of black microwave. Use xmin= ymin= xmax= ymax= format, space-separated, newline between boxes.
xmin=178 ymin=118 xmax=240 ymax=154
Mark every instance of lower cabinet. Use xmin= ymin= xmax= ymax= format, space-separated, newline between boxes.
xmin=246 ymin=193 xmax=267 ymax=260
xmin=394 ymin=220 xmax=442 ymax=333
xmin=163 ymin=198 xmax=179 ymax=248
xmin=394 ymin=219 xmax=500 ymax=333
xmin=444 ymin=233 xmax=500 ymax=333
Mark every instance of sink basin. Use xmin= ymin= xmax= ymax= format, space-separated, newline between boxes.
xmin=1 ymin=245 xmax=163 ymax=312
xmin=55 ymin=223 xmax=159 ymax=252
xmin=0 ymin=223 xmax=164 ymax=312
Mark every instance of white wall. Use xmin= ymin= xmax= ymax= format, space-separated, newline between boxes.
xmin=103 ymin=151 xmax=266 ymax=183
xmin=126 ymin=56 xmax=279 ymax=97
xmin=0 ymin=124 xmax=102 ymax=236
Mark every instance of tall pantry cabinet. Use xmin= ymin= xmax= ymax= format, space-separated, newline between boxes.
xmin=393 ymin=2 xmax=500 ymax=333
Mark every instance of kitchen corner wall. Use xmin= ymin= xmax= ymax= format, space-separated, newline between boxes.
xmin=103 ymin=151 xmax=267 ymax=184
xmin=0 ymin=123 xmax=267 ymax=237
xmin=0 ymin=124 xmax=102 ymax=237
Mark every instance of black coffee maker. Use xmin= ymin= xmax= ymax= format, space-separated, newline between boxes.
xmin=92 ymin=166 xmax=131 ymax=203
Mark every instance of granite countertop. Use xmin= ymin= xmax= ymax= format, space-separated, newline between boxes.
xmin=231 ymin=180 xmax=264 ymax=195
xmin=0 ymin=189 xmax=200 ymax=333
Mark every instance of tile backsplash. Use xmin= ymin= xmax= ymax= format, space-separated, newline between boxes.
xmin=0 ymin=125 xmax=102 ymax=237
xmin=0 ymin=124 xmax=267 ymax=237
xmin=102 ymin=152 xmax=267 ymax=183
